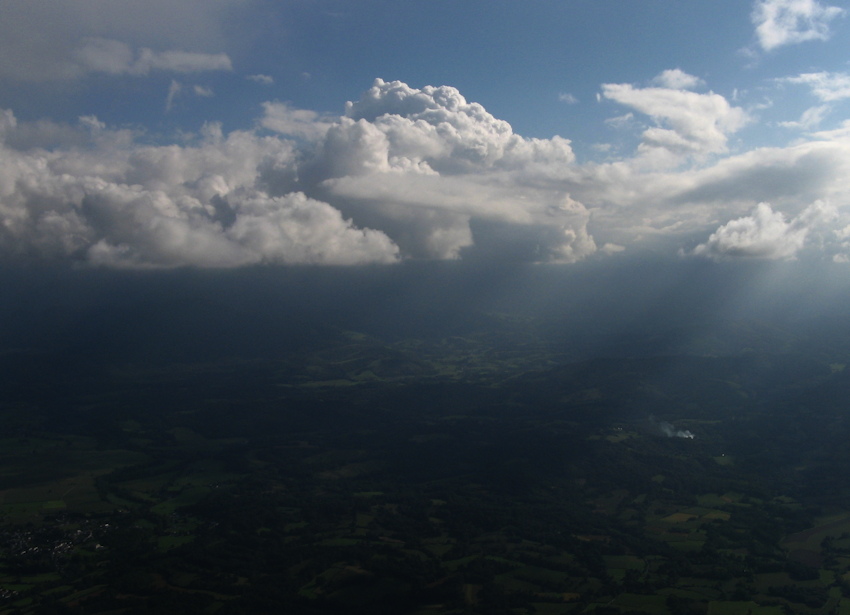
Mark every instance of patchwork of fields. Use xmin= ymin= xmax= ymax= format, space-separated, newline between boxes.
xmin=2 ymin=328 xmax=850 ymax=613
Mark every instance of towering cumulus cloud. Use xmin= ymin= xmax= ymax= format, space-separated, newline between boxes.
xmin=307 ymin=79 xmax=594 ymax=261
xmin=0 ymin=79 xmax=598 ymax=268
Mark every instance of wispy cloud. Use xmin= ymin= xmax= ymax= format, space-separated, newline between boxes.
xmin=0 ymin=0 xmax=239 ymax=81
xmin=165 ymin=80 xmax=182 ymax=112
xmin=166 ymin=82 xmax=218 ymax=112
xmin=779 ymin=104 xmax=830 ymax=129
xmin=781 ymin=71 xmax=850 ymax=102
xmin=75 ymin=39 xmax=232 ymax=77
xmin=247 ymin=74 xmax=274 ymax=85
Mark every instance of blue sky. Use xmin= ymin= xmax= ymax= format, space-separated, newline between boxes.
xmin=1 ymin=0 xmax=850 ymax=268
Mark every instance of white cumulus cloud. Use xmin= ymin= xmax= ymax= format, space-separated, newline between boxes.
xmin=305 ymin=79 xmax=591 ymax=261
xmin=4 ymin=77 xmax=850 ymax=268
xmin=0 ymin=111 xmax=399 ymax=268
xmin=260 ymin=103 xmax=334 ymax=141
xmin=601 ymin=82 xmax=749 ymax=164
xmin=651 ymin=69 xmax=705 ymax=91
xmin=693 ymin=201 xmax=836 ymax=260
xmin=752 ymin=0 xmax=845 ymax=51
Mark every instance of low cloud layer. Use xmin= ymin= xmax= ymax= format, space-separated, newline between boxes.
xmin=2 ymin=75 xmax=850 ymax=268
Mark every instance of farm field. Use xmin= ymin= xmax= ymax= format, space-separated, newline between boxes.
xmin=3 ymin=319 xmax=850 ymax=613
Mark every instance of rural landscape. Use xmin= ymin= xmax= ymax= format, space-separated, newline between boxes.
xmin=4 ymin=0 xmax=850 ymax=613
xmin=3 ymin=265 xmax=850 ymax=614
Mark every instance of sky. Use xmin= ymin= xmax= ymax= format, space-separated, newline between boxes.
xmin=1 ymin=0 xmax=850 ymax=271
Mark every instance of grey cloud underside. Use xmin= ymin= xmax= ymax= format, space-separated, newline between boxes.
xmin=2 ymin=78 xmax=850 ymax=268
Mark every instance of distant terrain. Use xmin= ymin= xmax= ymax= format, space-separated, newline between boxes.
xmin=4 ymin=301 xmax=850 ymax=614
